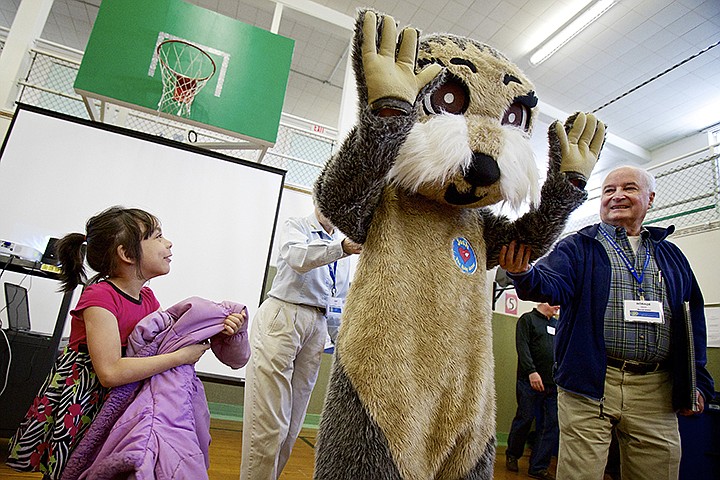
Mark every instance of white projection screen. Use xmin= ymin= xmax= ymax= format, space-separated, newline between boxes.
xmin=0 ymin=105 xmax=285 ymax=384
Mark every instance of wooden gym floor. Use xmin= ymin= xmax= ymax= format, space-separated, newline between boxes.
xmin=0 ymin=418 xmax=553 ymax=479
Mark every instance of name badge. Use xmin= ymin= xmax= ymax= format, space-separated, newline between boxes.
xmin=623 ymin=300 xmax=664 ymax=324
xmin=326 ymin=296 xmax=344 ymax=321
xmin=547 ymin=325 xmax=556 ymax=335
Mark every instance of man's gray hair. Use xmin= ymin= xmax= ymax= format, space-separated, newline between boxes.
xmin=606 ymin=166 xmax=656 ymax=193
xmin=640 ymin=168 xmax=657 ymax=193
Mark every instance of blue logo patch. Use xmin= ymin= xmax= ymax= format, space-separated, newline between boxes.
xmin=452 ymin=237 xmax=477 ymax=274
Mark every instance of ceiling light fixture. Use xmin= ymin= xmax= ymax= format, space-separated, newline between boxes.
xmin=529 ymin=0 xmax=617 ymax=66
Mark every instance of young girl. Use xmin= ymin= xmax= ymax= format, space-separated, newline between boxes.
xmin=6 ymin=206 xmax=245 ymax=479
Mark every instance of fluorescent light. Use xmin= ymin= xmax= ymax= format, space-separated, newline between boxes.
xmin=522 ymin=0 xmax=592 ymax=55
xmin=530 ymin=0 xmax=617 ymax=66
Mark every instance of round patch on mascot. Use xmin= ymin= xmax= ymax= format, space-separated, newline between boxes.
xmin=452 ymin=236 xmax=477 ymax=274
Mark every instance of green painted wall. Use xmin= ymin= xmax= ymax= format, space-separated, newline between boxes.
xmin=708 ymin=348 xmax=720 ymax=387
xmin=492 ymin=312 xmax=521 ymax=443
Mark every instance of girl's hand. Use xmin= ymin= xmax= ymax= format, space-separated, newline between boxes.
xmin=85 ymin=306 xmax=212 ymax=386
xmin=175 ymin=343 xmax=211 ymax=365
xmin=221 ymin=311 xmax=247 ymax=336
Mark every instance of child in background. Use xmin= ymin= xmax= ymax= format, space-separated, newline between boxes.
xmin=6 ymin=206 xmax=246 ymax=479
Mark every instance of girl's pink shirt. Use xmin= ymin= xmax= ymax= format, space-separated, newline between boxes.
xmin=67 ymin=281 xmax=160 ymax=349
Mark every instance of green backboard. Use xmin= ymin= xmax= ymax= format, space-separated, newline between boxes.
xmin=74 ymin=0 xmax=294 ymax=145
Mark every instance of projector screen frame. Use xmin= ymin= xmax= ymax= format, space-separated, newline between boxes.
xmin=0 ymin=103 xmax=286 ymax=385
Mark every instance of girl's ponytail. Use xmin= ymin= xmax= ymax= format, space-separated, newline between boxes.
xmin=56 ymin=233 xmax=87 ymax=292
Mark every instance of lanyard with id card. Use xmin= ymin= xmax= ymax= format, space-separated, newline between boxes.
xmin=624 ymin=300 xmax=664 ymax=323
xmin=326 ymin=260 xmax=344 ymax=322
xmin=600 ymin=227 xmax=665 ymax=324
xmin=600 ymin=227 xmax=651 ymax=300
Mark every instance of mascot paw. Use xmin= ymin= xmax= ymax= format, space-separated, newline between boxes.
xmin=554 ymin=112 xmax=606 ymax=189
xmin=362 ymin=11 xmax=443 ymax=115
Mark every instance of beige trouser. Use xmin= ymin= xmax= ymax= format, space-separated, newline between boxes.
xmin=556 ymin=366 xmax=680 ymax=480
xmin=240 ymin=298 xmax=327 ymax=480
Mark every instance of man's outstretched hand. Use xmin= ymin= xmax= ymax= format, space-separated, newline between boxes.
xmin=499 ymin=241 xmax=531 ymax=274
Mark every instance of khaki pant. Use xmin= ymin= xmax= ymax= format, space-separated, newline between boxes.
xmin=556 ymin=367 xmax=680 ymax=480
xmin=240 ymin=298 xmax=327 ymax=480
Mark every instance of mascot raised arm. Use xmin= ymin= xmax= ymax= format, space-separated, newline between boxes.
xmin=314 ymin=10 xmax=605 ymax=480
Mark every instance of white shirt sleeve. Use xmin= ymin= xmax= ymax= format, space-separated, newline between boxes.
xmin=278 ymin=217 xmax=345 ymax=274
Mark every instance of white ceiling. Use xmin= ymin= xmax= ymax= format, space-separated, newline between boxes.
xmin=1 ymin=0 xmax=719 ymax=177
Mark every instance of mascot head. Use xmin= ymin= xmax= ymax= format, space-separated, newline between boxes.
xmin=387 ymin=33 xmax=541 ymax=210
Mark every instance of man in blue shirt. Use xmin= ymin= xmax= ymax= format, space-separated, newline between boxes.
xmin=499 ymin=166 xmax=713 ymax=480
xmin=240 ymin=206 xmax=361 ymax=480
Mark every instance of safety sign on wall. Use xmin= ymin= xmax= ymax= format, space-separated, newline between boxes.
xmin=505 ymin=292 xmax=518 ymax=315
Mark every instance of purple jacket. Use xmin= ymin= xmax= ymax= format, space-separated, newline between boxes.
xmin=62 ymin=297 xmax=250 ymax=480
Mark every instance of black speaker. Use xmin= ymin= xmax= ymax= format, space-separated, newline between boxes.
xmin=42 ymin=237 xmax=60 ymax=265
xmin=0 ymin=331 xmax=55 ymax=437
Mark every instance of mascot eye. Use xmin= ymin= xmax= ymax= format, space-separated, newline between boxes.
xmin=423 ymin=77 xmax=469 ymax=115
xmin=502 ymin=102 xmax=530 ymax=131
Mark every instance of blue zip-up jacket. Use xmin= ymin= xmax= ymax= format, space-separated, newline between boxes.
xmin=509 ymin=223 xmax=714 ymax=410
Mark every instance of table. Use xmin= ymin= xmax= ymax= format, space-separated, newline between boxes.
xmin=0 ymin=254 xmax=73 ymax=438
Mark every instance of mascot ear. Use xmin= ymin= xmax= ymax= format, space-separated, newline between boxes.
xmin=550 ymin=112 xmax=606 ymax=189
xmin=361 ymin=11 xmax=443 ymax=115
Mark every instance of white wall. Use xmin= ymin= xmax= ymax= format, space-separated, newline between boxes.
xmin=672 ymin=229 xmax=720 ymax=304
xmin=651 ymin=132 xmax=714 ymax=165
xmin=270 ymin=188 xmax=314 ymax=266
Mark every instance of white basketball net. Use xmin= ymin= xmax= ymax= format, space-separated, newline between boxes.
xmin=157 ymin=40 xmax=216 ymax=118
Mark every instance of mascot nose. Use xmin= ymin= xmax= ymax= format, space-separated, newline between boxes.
xmin=464 ymin=153 xmax=500 ymax=187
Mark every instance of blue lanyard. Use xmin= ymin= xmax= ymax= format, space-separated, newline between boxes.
xmin=328 ymin=261 xmax=337 ymax=296
xmin=599 ymin=226 xmax=650 ymax=300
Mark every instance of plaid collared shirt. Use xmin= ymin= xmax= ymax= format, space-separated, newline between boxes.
xmin=598 ymin=223 xmax=671 ymax=362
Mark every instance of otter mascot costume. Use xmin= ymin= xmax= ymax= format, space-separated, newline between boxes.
xmin=314 ymin=10 xmax=606 ymax=480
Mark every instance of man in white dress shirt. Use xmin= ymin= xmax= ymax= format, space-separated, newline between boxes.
xmin=240 ymin=205 xmax=362 ymax=480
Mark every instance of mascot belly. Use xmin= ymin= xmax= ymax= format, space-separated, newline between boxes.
xmin=314 ymin=9 xmax=606 ymax=480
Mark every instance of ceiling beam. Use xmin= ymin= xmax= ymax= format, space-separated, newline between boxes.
xmin=274 ymin=0 xmax=354 ymax=31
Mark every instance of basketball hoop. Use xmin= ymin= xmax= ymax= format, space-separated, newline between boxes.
xmin=156 ymin=39 xmax=216 ymax=117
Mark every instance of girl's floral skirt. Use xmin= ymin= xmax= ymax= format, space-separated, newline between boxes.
xmin=5 ymin=346 xmax=107 ymax=480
